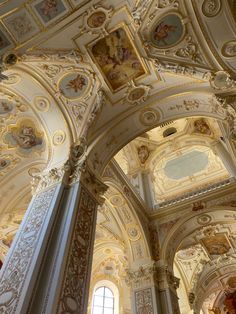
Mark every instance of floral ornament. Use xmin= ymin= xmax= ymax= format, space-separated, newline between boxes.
xmin=59 ymin=72 xmax=89 ymax=100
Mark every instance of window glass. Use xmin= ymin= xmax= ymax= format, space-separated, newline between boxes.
xmin=92 ymin=286 xmax=114 ymax=314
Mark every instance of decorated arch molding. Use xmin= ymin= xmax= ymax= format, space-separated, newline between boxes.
xmin=87 ymin=90 xmax=233 ymax=175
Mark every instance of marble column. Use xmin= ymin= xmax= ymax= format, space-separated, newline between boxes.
xmin=156 ymin=265 xmax=180 ymax=314
xmin=0 ymin=145 xmax=107 ymax=314
xmin=126 ymin=263 xmax=162 ymax=314
xmin=211 ymin=140 xmax=236 ymax=178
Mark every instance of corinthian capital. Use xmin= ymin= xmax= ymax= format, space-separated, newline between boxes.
xmin=31 ymin=165 xmax=69 ymax=194
xmin=125 ymin=263 xmax=157 ymax=289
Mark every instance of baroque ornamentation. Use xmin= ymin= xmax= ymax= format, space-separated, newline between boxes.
xmin=58 ymin=72 xmax=89 ymax=100
xmin=210 ymin=71 xmax=235 ymax=90
xmin=137 ymin=145 xmax=150 ymax=164
xmin=31 ymin=165 xmax=68 ymax=194
xmin=57 ymin=187 xmax=97 ymax=313
xmin=139 ymin=108 xmax=160 ymax=126
xmin=135 ymin=288 xmax=153 ymax=314
xmin=193 ymin=119 xmax=211 ymax=135
xmin=82 ymin=89 xmax=106 ymax=138
xmin=202 ymin=0 xmax=221 ymax=17
xmin=125 ymin=83 xmax=150 ymax=106
xmin=127 ymin=224 xmax=140 ymax=241
xmin=0 ymin=92 xmax=28 ymax=123
xmin=131 ymin=0 xmax=153 ymax=25
xmin=0 ymin=187 xmax=56 ymax=313
xmin=34 ymin=96 xmax=50 ymax=112
xmin=79 ymin=5 xmax=113 ymax=35
xmin=126 ymin=264 xmax=157 ymax=288
xmin=150 ymin=13 xmax=184 ymax=49
xmin=174 ymin=36 xmax=203 ymax=63
xmin=3 ymin=119 xmax=45 ymax=157
xmin=90 ymin=27 xmax=145 ymax=91
xmin=52 ymin=130 xmax=66 ymax=146
xmin=222 ymin=40 xmax=236 ymax=57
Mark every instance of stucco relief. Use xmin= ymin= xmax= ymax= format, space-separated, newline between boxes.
xmin=0 ymin=186 xmax=56 ymax=313
xmin=202 ymin=0 xmax=221 ymax=17
xmin=135 ymin=288 xmax=153 ymax=314
xmin=57 ymin=187 xmax=97 ymax=313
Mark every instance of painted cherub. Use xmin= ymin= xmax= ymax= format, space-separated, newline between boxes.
xmin=41 ymin=0 xmax=58 ymax=18
xmin=66 ymin=75 xmax=86 ymax=93
xmin=154 ymin=21 xmax=177 ymax=45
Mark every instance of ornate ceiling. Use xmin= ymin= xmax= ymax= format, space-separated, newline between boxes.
xmin=114 ymin=117 xmax=230 ymax=203
xmin=0 ymin=0 xmax=236 ymax=313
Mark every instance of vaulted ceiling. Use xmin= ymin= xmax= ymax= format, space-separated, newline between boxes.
xmin=0 ymin=0 xmax=236 ymax=313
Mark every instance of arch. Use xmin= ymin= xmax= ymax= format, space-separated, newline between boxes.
xmin=102 ymin=178 xmax=151 ymax=264
xmin=87 ymin=91 xmax=229 ymax=176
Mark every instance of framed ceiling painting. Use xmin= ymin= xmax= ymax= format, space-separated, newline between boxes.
xmin=89 ymin=26 xmax=146 ymax=91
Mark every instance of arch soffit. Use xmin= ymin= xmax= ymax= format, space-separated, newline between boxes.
xmin=103 ymin=181 xmax=151 ymax=263
xmin=160 ymin=206 xmax=236 ymax=268
xmin=88 ymin=91 xmax=228 ymax=175
xmin=1 ymin=63 xmax=74 ymax=168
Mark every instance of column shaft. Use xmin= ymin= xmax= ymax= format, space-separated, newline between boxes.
xmin=0 ymin=164 xmax=106 ymax=314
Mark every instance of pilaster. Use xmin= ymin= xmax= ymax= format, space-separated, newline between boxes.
xmin=0 ymin=140 xmax=107 ymax=314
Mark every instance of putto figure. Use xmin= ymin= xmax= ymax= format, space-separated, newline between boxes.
xmin=66 ymin=74 xmax=86 ymax=93
xmin=153 ymin=21 xmax=177 ymax=45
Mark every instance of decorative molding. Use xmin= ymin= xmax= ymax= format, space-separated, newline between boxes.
xmin=222 ymin=40 xmax=236 ymax=58
xmin=57 ymin=187 xmax=98 ymax=313
xmin=135 ymin=288 xmax=154 ymax=313
xmin=31 ymin=165 xmax=68 ymax=194
xmin=0 ymin=187 xmax=57 ymax=313
xmin=202 ymin=0 xmax=221 ymax=18
xmin=173 ymin=36 xmax=204 ymax=64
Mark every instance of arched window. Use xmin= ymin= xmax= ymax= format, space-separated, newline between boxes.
xmin=92 ymin=286 xmax=114 ymax=314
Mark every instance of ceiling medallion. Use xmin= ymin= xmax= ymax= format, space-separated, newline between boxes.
xmin=125 ymin=83 xmax=150 ymax=105
xmin=34 ymin=96 xmax=50 ymax=112
xmin=221 ymin=40 xmax=236 ymax=58
xmin=52 ymin=130 xmax=66 ymax=146
xmin=197 ymin=214 xmax=212 ymax=225
xmin=176 ymin=247 xmax=198 ymax=260
xmin=58 ymin=72 xmax=89 ymax=100
xmin=109 ymin=194 xmax=124 ymax=207
xmin=227 ymin=276 xmax=236 ymax=289
xmin=210 ymin=71 xmax=235 ymax=90
xmin=150 ymin=13 xmax=185 ymax=49
xmin=202 ymin=0 xmax=221 ymax=18
xmin=127 ymin=224 xmax=140 ymax=241
xmin=139 ymin=108 xmax=160 ymax=126
xmin=80 ymin=5 xmax=113 ymax=35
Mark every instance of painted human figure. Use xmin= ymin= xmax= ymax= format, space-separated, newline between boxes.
xmin=66 ymin=75 xmax=86 ymax=93
xmin=41 ymin=0 xmax=58 ymax=18
xmin=14 ymin=126 xmax=42 ymax=149
xmin=154 ymin=21 xmax=177 ymax=45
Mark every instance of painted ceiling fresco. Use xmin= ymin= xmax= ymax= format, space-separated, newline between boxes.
xmin=90 ymin=27 xmax=146 ymax=91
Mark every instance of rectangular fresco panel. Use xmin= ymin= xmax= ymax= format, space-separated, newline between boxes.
xmin=0 ymin=27 xmax=13 ymax=55
xmin=90 ymin=27 xmax=145 ymax=91
xmin=3 ymin=8 xmax=40 ymax=43
xmin=202 ymin=234 xmax=231 ymax=255
xmin=32 ymin=0 xmax=69 ymax=25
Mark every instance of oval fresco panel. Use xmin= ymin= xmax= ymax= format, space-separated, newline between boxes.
xmin=87 ymin=11 xmax=106 ymax=28
xmin=151 ymin=14 xmax=184 ymax=49
xmin=59 ymin=72 xmax=88 ymax=100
